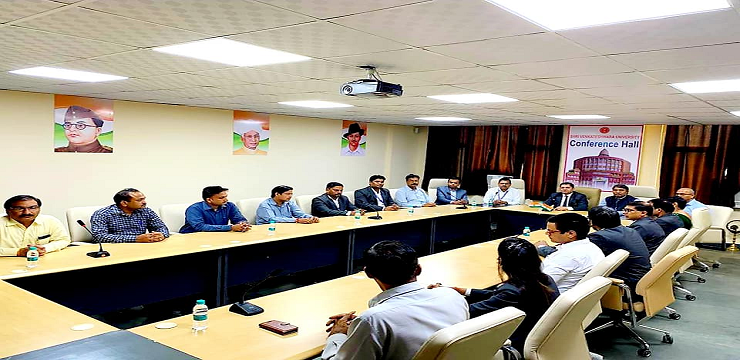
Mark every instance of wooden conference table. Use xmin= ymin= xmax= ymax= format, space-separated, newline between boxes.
xmin=1 ymin=204 xmax=584 ymax=359
xmin=130 ymin=230 xmax=554 ymax=360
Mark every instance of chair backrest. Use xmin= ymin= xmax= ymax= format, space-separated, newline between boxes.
xmin=690 ymin=207 xmax=711 ymax=232
xmin=412 ymin=307 xmax=526 ymax=360
xmin=159 ymin=203 xmax=190 ymax=233
xmin=705 ymin=205 xmax=732 ymax=227
xmin=523 ymin=276 xmax=612 ymax=360
xmin=510 ymin=179 xmax=526 ymax=201
xmin=629 ymin=185 xmax=659 ymax=200
xmin=573 ymin=187 xmax=602 ymax=210
xmin=650 ymin=228 xmax=689 ymax=266
xmin=577 ymin=249 xmax=628 ymax=328
xmin=66 ymin=205 xmax=106 ymax=242
xmin=344 ymin=191 xmax=355 ymax=204
xmin=237 ymin=198 xmax=265 ymax=224
xmin=389 ymin=188 xmax=399 ymax=200
xmin=294 ymin=194 xmax=318 ymax=215
xmin=637 ymin=246 xmax=699 ymax=317
xmin=427 ymin=178 xmax=448 ymax=191
xmin=578 ymin=249 xmax=629 ymax=285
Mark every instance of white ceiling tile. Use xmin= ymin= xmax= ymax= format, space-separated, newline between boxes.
xmin=533 ymin=97 xmax=615 ymax=107
xmin=255 ymin=0 xmax=424 ymax=20
xmin=538 ymin=73 xmax=658 ymax=89
xmin=0 ymin=72 xmax=73 ymax=88
xmin=89 ymin=50 xmax=236 ymax=75
xmin=560 ymin=10 xmax=740 ymax=54
xmin=493 ymin=56 xmax=633 ymax=78
xmin=18 ymin=7 xmax=208 ymax=47
xmin=0 ymin=26 xmax=135 ymax=58
xmin=257 ymin=59 xmax=365 ymax=80
xmin=364 ymin=74 xmax=437 ymax=87
xmin=47 ymin=58 xmax=175 ymax=78
xmin=82 ymin=0 xmax=314 ymax=35
xmin=331 ymin=0 xmax=542 ymax=47
xmin=428 ymin=32 xmax=598 ymax=65
xmin=456 ymin=79 xmax=561 ymax=93
xmin=327 ymin=49 xmax=475 ymax=73
xmin=642 ymin=65 xmax=740 ymax=83
xmin=0 ymin=0 xmax=63 ymax=23
xmin=610 ymin=43 xmax=740 ymax=71
xmin=604 ymin=93 xmax=698 ymax=104
xmin=707 ymin=100 xmax=740 ymax=108
xmin=229 ymin=21 xmax=409 ymax=58
xmin=0 ymin=49 xmax=79 ymax=72
xmin=691 ymin=92 xmax=740 ymax=101
xmin=403 ymin=85 xmax=474 ymax=97
xmin=386 ymin=67 xmax=522 ymax=85
xmin=192 ymin=67 xmax=309 ymax=83
xmin=578 ymin=85 xmax=681 ymax=97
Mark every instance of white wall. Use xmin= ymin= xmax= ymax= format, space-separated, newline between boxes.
xmin=0 ymin=90 xmax=428 ymax=224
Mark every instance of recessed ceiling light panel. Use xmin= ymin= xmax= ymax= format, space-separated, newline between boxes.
xmin=9 ymin=67 xmax=127 ymax=82
xmin=670 ymin=79 xmax=740 ymax=94
xmin=487 ymin=0 xmax=732 ymax=30
xmin=731 ymin=111 xmax=740 ymax=117
xmin=278 ymin=100 xmax=353 ymax=108
xmin=153 ymin=38 xmax=311 ymax=67
xmin=427 ymin=93 xmax=518 ymax=104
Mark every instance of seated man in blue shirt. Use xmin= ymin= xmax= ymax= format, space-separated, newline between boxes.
xmin=435 ymin=177 xmax=468 ymax=205
xmin=91 ymin=188 xmax=170 ymax=243
xmin=394 ymin=174 xmax=436 ymax=208
xmin=179 ymin=186 xmax=250 ymax=233
xmin=675 ymin=187 xmax=708 ymax=216
xmin=256 ymin=185 xmax=319 ymax=225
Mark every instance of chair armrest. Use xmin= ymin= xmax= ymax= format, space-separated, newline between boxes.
xmin=601 ymin=278 xmax=626 ymax=311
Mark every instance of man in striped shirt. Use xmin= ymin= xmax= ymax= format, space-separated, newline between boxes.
xmin=91 ymin=188 xmax=169 ymax=243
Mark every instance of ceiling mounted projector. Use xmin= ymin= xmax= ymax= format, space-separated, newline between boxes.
xmin=340 ymin=66 xmax=402 ymax=98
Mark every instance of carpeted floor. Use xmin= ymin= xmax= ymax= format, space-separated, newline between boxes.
xmin=587 ymin=249 xmax=740 ymax=359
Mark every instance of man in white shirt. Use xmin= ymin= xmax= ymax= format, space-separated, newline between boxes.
xmin=536 ymin=213 xmax=605 ymax=293
xmin=321 ymin=240 xmax=469 ymax=360
xmin=482 ymin=177 xmax=522 ymax=206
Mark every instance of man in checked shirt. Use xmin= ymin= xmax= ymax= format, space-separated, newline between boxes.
xmin=91 ymin=188 xmax=169 ymax=243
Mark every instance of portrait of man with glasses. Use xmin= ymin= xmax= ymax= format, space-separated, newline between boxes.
xmin=54 ymin=105 xmax=113 ymax=153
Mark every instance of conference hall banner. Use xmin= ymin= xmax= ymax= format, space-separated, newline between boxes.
xmin=562 ymin=125 xmax=643 ymax=192
xmin=233 ymin=111 xmax=270 ymax=155
xmin=54 ymin=95 xmax=114 ymax=153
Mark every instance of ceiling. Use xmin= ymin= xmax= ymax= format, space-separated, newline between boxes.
xmin=3 ymin=0 xmax=740 ymax=126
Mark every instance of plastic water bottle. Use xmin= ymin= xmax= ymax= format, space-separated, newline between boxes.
xmin=487 ymin=199 xmax=494 ymax=207
xmin=26 ymin=247 xmax=39 ymax=268
xmin=471 ymin=200 xmax=478 ymax=207
xmin=267 ymin=220 xmax=276 ymax=236
xmin=354 ymin=213 xmax=362 ymax=225
xmin=407 ymin=207 xmax=414 ymax=216
xmin=192 ymin=299 xmax=208 ymax=332
xmin=523 ymin=226 xmax=531 ymax=238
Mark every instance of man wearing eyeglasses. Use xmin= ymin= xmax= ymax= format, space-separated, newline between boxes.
xmin=1 ymin=195 xmax=70 ymax=257
xmin=674 ymin=188 xmax=707 ymax=216
xmin=54 ymin=105 xmax=113 ymax=153
xmin=623 ymin=202 xmax=665 ymax=255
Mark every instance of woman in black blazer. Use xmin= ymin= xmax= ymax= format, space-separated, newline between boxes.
xmin=432 ymin=237 xmax=560 ymax=353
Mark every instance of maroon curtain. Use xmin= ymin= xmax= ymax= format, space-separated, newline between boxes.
xmin=423 ymin=126 xmax=563 ymax=199
xmin=660 ymin=125 xmax=740 ymax=206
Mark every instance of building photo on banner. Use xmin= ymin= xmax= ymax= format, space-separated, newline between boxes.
xmin=233 ymin=111 xmax=269 ymax=155
xmin=563 ymin=125 xmax=644 ymax=192
xmin=53 ymin=95 xmax=114 ymax=153
xmin=340 ymin=121 xmax=367 ymax=157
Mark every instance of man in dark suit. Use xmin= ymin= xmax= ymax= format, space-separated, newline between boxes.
xmin=624 ymin=201 xmax=666 ymax=255
xmin=435 ymin=177 xmax=468 ymax=205
xmin=312 ymin=182 xmax=365 ymax=218
xmin=650 ymin=198 xmax=685 ymax=235
xmin=600 ymin=184 xmax=638 ymax=211
xmin=354 ymin=175 xmax=399 ymax=212
xmin=588 ymin=206 xmax=651 ymax=293
xmin=543 ymin=182 xmax=588 ymax=211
